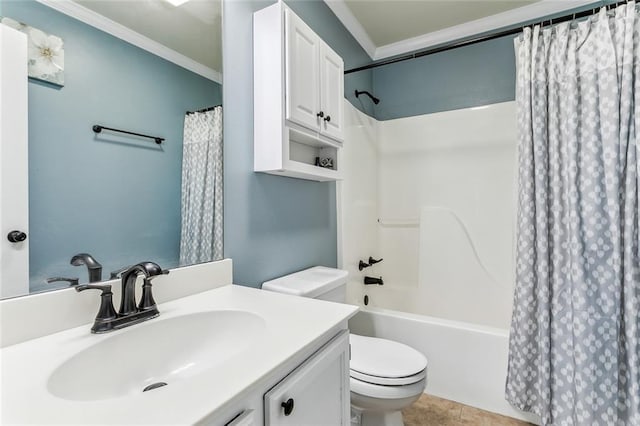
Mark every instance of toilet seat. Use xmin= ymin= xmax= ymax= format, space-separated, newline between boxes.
xmin=349 ymin=334 xmax=427 ymax=386
xmin=350 ymin=368 xmax=427 ymax=386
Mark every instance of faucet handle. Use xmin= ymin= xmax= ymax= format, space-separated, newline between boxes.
xmin=138 ymin=278 xmax=159 ymax=313
xmin=46 ymin=277 xmax=79 ymax=286
xmin=76 ymin=284 xmax=118 ymax=332
xmin=109 ymin=265 xmax=131 ymax=279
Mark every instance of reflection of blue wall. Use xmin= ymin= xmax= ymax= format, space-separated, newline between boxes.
xmin=3 ymin=1 xmax=221 ymax=292
xmin=223 ymin=0 xmax=373 ymax=287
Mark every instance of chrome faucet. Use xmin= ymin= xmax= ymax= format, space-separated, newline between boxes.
xmin=76 ymin=261 xmax=168 ymax=333
xmin=70 ymin=253 xmax=103 ymax=282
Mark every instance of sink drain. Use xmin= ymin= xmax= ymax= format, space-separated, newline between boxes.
xmin=143 ymin=382 xmax=168 ymax=392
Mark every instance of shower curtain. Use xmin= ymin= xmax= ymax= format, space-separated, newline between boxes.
xmin=179 ymin=106 xmax=223 ymax=266
xmin=506 ymin=3 xmax=639 ymax=425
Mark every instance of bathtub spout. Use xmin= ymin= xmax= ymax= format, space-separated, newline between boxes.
xmin=364 ymin=276 xmax=384 ymax=285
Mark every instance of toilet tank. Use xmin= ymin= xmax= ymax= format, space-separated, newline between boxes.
xmin=262 ymin=266 xmax=348 ymax=303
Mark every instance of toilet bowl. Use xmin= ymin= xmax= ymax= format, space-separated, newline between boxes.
xmin=262 ymin=266 xmax=428 ymax=426
xmin=349 ymin=334 xmax=427 ymax=426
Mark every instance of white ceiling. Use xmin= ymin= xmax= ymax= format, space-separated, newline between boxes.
xmin=326 ymin=0 xmax=600 ymax=60
xmin=343 ymin=0 xmax=537 ymax=46
xmin=64 ymin=0 xmax=599 ymax=78
xmin=74 ymin=0 xmax=221 ymax=74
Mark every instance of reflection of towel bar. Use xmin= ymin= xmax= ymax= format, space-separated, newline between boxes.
xmin=377 ymin=219 xmax=419 ymax=228
xmin=92 ymin=125 xmax=164 ymax=145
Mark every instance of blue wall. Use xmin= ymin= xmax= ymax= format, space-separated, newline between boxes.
xmin=223 ymin=0 xmax=372 ymax=287
xmin=3 ymin=1 xmax=221 ymax=291
xmin=366 ymin=2 xmax=609 ymax=120
xmin=371 ymin=34 xmax=517 ymax=120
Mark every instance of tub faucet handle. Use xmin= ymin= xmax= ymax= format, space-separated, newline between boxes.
xmin=368 ymin=256 xmax=383 ymax=265
xmin=358 ymin=260 xmax=370 ymax=271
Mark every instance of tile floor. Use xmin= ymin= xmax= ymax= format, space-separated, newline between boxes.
xmin=402 ymin=394 xmax=534 ymax=426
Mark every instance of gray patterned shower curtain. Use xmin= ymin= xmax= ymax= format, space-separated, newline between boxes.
xmin=179 ymin=106 xmax=223 ymax=266
xmin=505 ymin=3 xmax=640 ymax=425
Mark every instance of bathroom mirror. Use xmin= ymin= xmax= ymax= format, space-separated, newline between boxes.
xmin=1 ymin=0 xmax=223 ymax=299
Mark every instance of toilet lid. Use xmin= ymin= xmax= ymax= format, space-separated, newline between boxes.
xmin=350 ymin=334 xmax=427 ymax=380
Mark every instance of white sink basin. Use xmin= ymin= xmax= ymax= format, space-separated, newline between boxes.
xmin=47 ymin=310 xmax=266 ymax=401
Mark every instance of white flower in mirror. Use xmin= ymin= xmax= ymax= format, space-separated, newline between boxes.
xmin=27 ymin=27 xmax=64 ymax=78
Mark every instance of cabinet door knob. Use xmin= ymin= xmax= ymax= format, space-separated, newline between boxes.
xmin=324 ymin=115 xmax=331 ymax=122
xmin=7 ymin=230 xmax=27 ymax=243
xmin=316 ymin=111 xmax=324 ymax=118
xmin=281 ymin=398 xmax=294 ymax=416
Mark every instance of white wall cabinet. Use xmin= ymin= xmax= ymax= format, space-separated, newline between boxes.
xmin=254 ymin=3 xmax=344 ymax=182
xmin=284 ymin=10 xmax=344 ymax=141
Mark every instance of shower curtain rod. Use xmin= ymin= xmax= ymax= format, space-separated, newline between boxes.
xmin=344 ymin=0 xmax=628 ymax=75
xmin=186 ymin=104 xmax=222 ymax=115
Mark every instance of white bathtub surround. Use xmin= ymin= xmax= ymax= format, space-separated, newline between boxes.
xmin=376 ymin=101 xmax=517 ymax=328
xmin=1 ymin=283 xmax=358 ymax=424
xmin=338 ymin=100 xmax=537 ymax=422
xmin=337 ymin=101 xmax=379 ymax=305
xmin=0 ymin=259 xmax=232 ymax=348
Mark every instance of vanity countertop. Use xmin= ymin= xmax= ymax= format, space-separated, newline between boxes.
xmin=1 ymin=284 xmax=358 ymax=424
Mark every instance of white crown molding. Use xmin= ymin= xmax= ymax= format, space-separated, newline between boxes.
xmin=35 ymin=0 xmax=222 ymax=83
xmin=323 ymin=0 xmax=376 ymax=59
xmin=325 ymin=0 xmax=600 ymax=63
xmin=374 ymin=0 xmax=598 ymax=60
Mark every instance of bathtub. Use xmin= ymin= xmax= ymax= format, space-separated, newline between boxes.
xmin=348 ymin=303 xmax=540 ymax=424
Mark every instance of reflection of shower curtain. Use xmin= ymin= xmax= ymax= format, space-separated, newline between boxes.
xmin=506 ymin=4 xmax=639 ymax=425
xmin=179 ymin=106 xmax=223 ymax=266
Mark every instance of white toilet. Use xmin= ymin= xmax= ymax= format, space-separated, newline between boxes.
xmin=262 ymin=266 xmax=427 ymax=426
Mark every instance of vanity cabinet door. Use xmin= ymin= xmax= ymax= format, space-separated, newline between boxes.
xmin=284 ymin=8 xmax=320 ymax=132
xmin=264 ymin=330 xmax=350 ymax=426
xmin=319 ymin=43 xmax=344 ymax=141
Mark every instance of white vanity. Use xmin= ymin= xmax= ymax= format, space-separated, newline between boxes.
xmin=0 ymin=260 xmax=358 ymax=425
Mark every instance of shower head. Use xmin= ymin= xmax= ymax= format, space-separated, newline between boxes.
xmin=355 ymin=90 xmax=380 ymax=105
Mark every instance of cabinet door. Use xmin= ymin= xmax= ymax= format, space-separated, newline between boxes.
xmin=319 ymin=43 xmax=344 ymax=141
xmin=265 ymin=331 xmax=350 ymax=426
xmin=0 ymin=25 xmax=29 ymax=298
xmin=284 ymin=9 xmax=320 ymax=131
